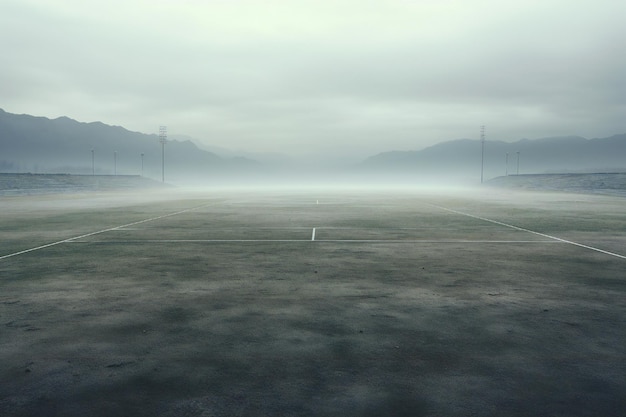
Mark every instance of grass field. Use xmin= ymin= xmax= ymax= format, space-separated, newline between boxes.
xmin=1 ymin=187 xmax=625 ymax=416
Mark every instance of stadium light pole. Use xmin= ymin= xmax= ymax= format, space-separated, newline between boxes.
xmin=516 ymin=151 xmax=520 ymax=175
xmin=159 ymin=126 xmax=167 ymax=183
xmin=91 ymin=149 xmax=95 ymax=176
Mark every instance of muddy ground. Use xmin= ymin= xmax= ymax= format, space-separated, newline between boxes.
xmin=1 ymin=188 xmax=625 ymax=416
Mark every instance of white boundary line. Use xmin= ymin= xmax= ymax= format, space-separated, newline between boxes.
xmin=68 ymin=239 xmax=557 ymax=244
xmin=5 ymin=200 xmax=623 ymax=260
xmin=428 ymin=203 xmax=626 ymax=260
xmin=0 ymin=202 xmax=215 ymax=261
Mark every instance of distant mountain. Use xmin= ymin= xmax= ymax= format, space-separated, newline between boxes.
xmin=169 ymin=134 xmax=292 ymax=167
xmin=4 ymin=109 xmax=626 ymax=186
xmin=359 ymin=135 xmax=626 ymax=182
xmin=0 ymin=109 xmax=260 ymax=183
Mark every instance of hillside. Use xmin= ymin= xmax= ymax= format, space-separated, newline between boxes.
xmin=0 ymin=109 xmax=260 ymax=183
xmin=4 ymin=109 xmax=626 ymax=186
xmin=359 ymin=135 xmax=626 ymax=182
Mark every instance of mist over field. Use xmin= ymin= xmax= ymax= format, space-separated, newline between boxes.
xmin=2 ymin=109 xmax=626 ymax=190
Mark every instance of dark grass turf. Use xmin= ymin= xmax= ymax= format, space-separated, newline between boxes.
xmin=1 ymin=189 xmax=625 ymax=416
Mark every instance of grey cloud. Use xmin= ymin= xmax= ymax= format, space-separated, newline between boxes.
xmin=1 ymin=0 xmax=625 ymax=157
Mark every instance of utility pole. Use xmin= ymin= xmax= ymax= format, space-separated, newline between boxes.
xmin=159 ymin=126 xmax=167 ymax=182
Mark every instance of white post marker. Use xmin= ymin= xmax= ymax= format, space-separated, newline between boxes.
xmin=312 ymin=228 xmax=316 ymax=241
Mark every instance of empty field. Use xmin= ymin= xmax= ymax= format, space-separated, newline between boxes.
xmin=1 ymin=188 xmax=625 ymax=416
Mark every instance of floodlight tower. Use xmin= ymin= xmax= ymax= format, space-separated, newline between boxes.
xmin=480 ymin=125 xmax=486 ymax=183
xmin=159 ymin=126 xmax=167 ymax=182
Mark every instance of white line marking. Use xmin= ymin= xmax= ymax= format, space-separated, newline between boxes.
xmin=74 ymin=239 xmax=313 ymax=243
xmin=314 ymin=240 xmax=557 ymax=243
xmin=68 ymin=239 xmax=558 ymax=244
xmin=429 ymin=203 xmax=626 ymax=260
xmin=0 ymin=203 xmax=215 ymax=261
xmin=312 ymin=228 xmax=316 ymax=241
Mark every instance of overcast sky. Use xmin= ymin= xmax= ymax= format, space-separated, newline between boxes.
xmin=1 ymin=0 xmax=625 ymax=158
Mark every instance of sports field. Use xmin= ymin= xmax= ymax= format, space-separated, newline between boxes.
xmin=1 ymin=187 xmax=625 ymax=416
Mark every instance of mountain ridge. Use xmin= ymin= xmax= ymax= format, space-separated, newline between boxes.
xmin=2 ymin=108 xmax=625 ymax=184
xmin=360 ymin=134 xmax=626 ymax=180
xmin=0 ymin=108 xmax=260 ymax=182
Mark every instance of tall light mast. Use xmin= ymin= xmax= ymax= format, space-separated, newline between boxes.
xmin=159 ymin=126 xmax=167 ymax=182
